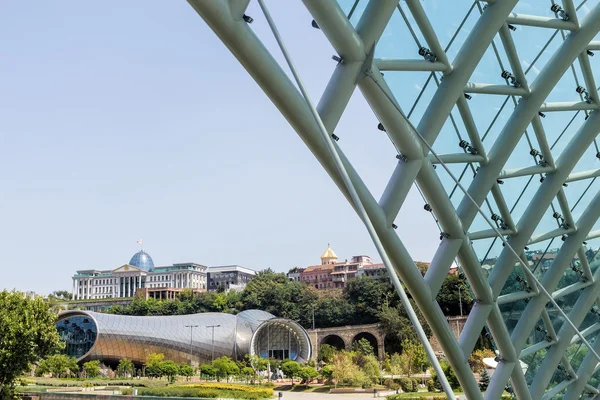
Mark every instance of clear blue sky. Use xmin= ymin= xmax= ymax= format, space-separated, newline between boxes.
xmin=0 ymin=1 xmax=442 ymax=294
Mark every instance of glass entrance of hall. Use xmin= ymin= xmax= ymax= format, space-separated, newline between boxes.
xmin=256 ymin=322 xmax=300 ymax=360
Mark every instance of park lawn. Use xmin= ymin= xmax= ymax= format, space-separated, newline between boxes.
xmin=123 ymin=383 xmax=273 ymax=399
xmin=22 ymin=377 xmax=168 ymax=388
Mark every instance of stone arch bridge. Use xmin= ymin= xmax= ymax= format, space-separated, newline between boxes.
xmin=307 ymin=323 xmax=385 ymax=361
xmin=306 ymin=316 xmax=468 ymax=361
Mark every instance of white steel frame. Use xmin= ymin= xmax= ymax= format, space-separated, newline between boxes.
xmin=188 ymin=1 xmax=600 ymax=399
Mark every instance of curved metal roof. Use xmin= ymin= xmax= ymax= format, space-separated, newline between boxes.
xmin=56 ymin=309 xmax=311 ymax=365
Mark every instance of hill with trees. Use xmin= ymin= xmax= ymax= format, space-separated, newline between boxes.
xmin=109 ymin=269 xmax=475 ymax=353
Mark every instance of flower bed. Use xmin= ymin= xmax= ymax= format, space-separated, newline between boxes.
xmin=123 ymin=383 xmax=273 ymax=399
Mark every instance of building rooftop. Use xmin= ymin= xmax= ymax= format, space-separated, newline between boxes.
xmin=208 ymin=265 xmax=256 ymax=275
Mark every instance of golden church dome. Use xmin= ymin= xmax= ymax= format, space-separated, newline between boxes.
xmin=320 ymin=244 xmax=338 ymax=260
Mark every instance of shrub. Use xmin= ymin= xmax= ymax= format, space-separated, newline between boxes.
xmin=123 ymin=384 xmax=272 ymax=399
xmin=432 ymin=359 xmax=460 ymax=390
xmin=399 ymin=377 xmax=415 ymax=392
xmin=426 ymin=379 xmax=436 ymax=392
xmin=411 ymin=377 xmax=420 ymax=391
xmin=479 ymin=368 xmax=490 ymax=391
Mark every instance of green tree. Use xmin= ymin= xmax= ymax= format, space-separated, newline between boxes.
xmin=200 ymin=364 xmax=216 ymax=379
xmin=0 ymin=290 xmax=63 ymax=398
xmin=344 ymin=276 xmax=396 ymax=323
xmin=479 ymin=368 xmax=490 ymax=391
xmin=432 ymin=359 xmax=460 ymax=390
xmin=37 ymin=355 xmax=78 ymax=378
xmin=318 ymin=344 xmax=338 ymax=364
xmin=385 ymin=353 xmax=408 ymax=378
xmin=146 ymin=353 xmax=165 ymax=378
xmin=245 ymin=355 xmax=268 ymax=374
xmin=281 ymin=361 xmax=301 ymax=384
xmin=402 ymin=340 xmax=429 ymax=376
xmin=352 ymin=338 xmax=374 ymax=356
xmin=331 ymin=351 xmax=367 ymax=388
xmin=51 ymin=290 xmax=72 ymax=301
xmin=359 ymin=354 xmax=381 ymax=385
xmin=117 ymin=358 xmax=134 ymax=378
xmin=83 ymin=360 xmax=100 ymax=378
xmin=159 ymin=360 xmax=179 ymax=383
xmin=240 ymin=366 xmax=255 ymax=383
xmin=378 ymin=305 xmax=430 ymax=354
xmin=468 ymin=349 xmax=494 ymax=372
xmin=320 ymin=365 xmax=333 ymax=381
xmin=437 ymin=274 xmax=473 ymax=316
xmin=212 ymin=356 xmax=239 ymax=382
xmin=297 ymin=366 xmax=318 ymax=387
xmin=178 ymin=364 xmax=194 ymax=381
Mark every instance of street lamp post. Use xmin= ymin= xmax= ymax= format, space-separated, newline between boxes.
xmin=206 ymin=324 xmax=221 ymax=362
xmin=185 ymin=324 xmax=199 ymax=365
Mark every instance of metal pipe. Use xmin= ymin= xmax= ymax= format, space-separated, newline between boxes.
xmin=375 ymin=59 xmax=448 ymax=72
xmin=539 ymin=101 xmax=598 ymax=112
xmin=506 ymin=13 xmax=577 ymax=30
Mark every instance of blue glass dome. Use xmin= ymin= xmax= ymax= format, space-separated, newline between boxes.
xmin=129 ymin=250 xmax=155 ymax=271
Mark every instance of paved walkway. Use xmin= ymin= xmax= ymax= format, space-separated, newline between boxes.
xmin=275 ymin=392 xmax=380 ymax=399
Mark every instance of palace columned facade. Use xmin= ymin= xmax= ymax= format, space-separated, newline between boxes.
xmin=72 ymin=250 xmax=255 ymax=300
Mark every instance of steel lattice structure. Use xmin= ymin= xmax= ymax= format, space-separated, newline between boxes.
xmin=187 ymin=1 xmax=600 ymax=398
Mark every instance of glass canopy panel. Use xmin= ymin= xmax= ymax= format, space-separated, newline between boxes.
xmin=500 ymin=128 xmax=539 ymax=171
xmin=329 ymin=0 xmax=597 ymax=388
xmin=336 ymin=0 xmax=366 ymax=27
xmin=524 ymin=348 xmax=547 ymax=385
xmin=507 ymin=175 xmax=542 ymax=222
xmin=374 ymin=8 xmax=419 ymax=59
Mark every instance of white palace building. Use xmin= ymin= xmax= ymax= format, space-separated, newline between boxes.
xmin=72 ymin=250 xmax=208 ymax=300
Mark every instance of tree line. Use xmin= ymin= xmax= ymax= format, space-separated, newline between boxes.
xmin=109 ymin=269 xmax=475 ymax=354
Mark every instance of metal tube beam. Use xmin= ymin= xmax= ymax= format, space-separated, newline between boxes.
xmin=566 ymin=168 xmax=600 ymax=182
xmin=301 ymin=0 xmax=364 ymax=61
xmin=375 ymin=59 xmax=448 ymax=72
xmin=519 ymin=339 xmax=556 ymax=359
xmin=506 ymin=13 xmax=577 ymax=30
xmin=499 ymin=165 xmax=555 ymax=179
xmin=469 ymin=228 xmax=516 ymax=241
xmin=427 ymin=153 xmax=485 ymax=164
xmin=539 ymin=101 xmax=599 ymax=112
xmin=379 ymin=159 xmax=422 ymax=226
xmin=464 ymin=82 xmax=529 ymax=96
xmin=528 ymin=227 xmax=576 ymax=245
xmin=570 ymin=322 xmax=600 ymax=345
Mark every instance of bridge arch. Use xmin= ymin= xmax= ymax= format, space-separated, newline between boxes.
xmin=308 ymin=323 xmax=385 ymax=361
xmin=352 ymin=332 xmax=378 ymax=354
xmin=320 ymin=334 xmax=345 ymax=350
